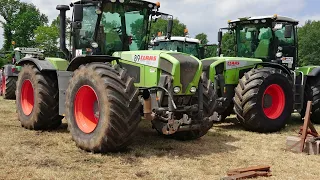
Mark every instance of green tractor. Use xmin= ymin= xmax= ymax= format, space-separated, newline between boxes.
xmin=203 ymin=15 xmax=320 ymax=132
xmin=1 ymin=47 xmax=44 ymax=99
xmin=15 ymin=0 xmax=215 ymax=153
xmin=150 ymin=29 xmax=204 ymax=59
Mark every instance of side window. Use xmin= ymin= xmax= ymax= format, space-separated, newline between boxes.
xmin=100 ymin=12 xmax=123 ymax=54
xmin=274 ymin=24 xmax=294 ymax=46
xmin=76 ymin=6 xmax=98 ymax=49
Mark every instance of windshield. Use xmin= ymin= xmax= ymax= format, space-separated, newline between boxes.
xmin=74 ymin=3 xmax=150 ymax=55
xmin=153 ymin=41 xmax=199 ymax=57
xmin=236 ymin=22 xmax=295 ymax=59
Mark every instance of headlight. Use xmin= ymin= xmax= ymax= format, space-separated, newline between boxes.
xmin=278 ymin=46 xmax=283 ymax=51
xmin=173 ymin=87 xmax=181 ymax=94
xmin=119 ymin=0 xmax=125 ymax=3
xmin=190 ymin=87 xmax=197 ymax=93
xmin=91 ymin=42 xmax=99 ymax=48
xmin=276 ymin=52 xmax=283 ymax=58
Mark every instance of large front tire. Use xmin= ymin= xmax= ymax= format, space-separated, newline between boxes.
xmin=234 ymin=67 xmax=293 ymax=133
xmin=65 ymin=63 xmax=141 ymax=153
xmin=16 ymin=64 xmax=63 ymax=130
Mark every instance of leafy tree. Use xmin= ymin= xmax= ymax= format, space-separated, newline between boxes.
xmin=150 ymin=18 xmax=186 ymax=37
xmin=195 ymin=33 xmax=209 ymax=45
xmin=0 ymin=0 xmax=20 ymax=50
xmin=298 ymin=20 xmax=320 ymax=66
xmin=34 ymin=24 xmax=59 ymax=57
xmin=0 ymin=0 xmax=48 ymax=50
xmin=221 ymin=32 xmax=236 ymax=57
xmin=12 ymin=2 xmax=48 ymax=47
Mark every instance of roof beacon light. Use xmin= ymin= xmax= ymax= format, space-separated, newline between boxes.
xmin=273 ymin=14 xmax=278 ymax=19
xmin=156 ymin=2 xmax=160 ymax=8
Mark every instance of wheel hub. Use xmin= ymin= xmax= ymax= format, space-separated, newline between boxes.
xmin=20 ymin=80 xmax=34 ymax=116
xmin=262 ymin=84 xmax=285 ymax=120
xmin=74 ymin=85 xmax=100 ymax=134
xmin=263 ymin=94 xmax=273 ymax=108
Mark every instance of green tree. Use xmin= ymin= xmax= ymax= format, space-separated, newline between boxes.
xmin=0 ymin=0 xmax=20 ymax=50
xmin=195 ymin=33 xmax=209 ymax=45
xmin=298 ymin=20 xmax=320 ymax=66
xmin=150 ymin=18 xmax=186 ymax=37
xmin=221 ymin=32 xmax=236 ymax=57
xmin=0 ymin=0 xmax=48 ymax=50
xmin=34 ymin=24 xmax=59 ymax=57
xmin=12 ymin=2 xmax=48 ymax=47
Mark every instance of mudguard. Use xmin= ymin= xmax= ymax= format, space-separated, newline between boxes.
xmin=67 ymin=55 xmax=119 ymax=71
xmin=308 ymin=67 xmax=320 ymax=77
xmin=16 ymin=57 xmax=56 ymax=71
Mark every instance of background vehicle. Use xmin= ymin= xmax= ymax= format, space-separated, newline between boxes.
xmin=203 ymin=15 xmax=320 ymax=132
xmin=1 ymin=47 xmax=44 ymax=99
xmin=15 ymin=0 xmax=215 ymax=153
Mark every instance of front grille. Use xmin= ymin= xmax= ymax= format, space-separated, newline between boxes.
xmin=169 ymin=54 xmax=199 ymax=93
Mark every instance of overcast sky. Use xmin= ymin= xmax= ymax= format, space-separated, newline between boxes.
xmin=1 ymin=0 xmax=320 ymax=48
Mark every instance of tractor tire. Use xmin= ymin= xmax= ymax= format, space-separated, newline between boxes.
xmin=2 ymin=76 xmax=17 ymax=100
xmin=65 ymin=63 xmax=141 ymax=153
xmin=16 ymin=64 xmax=63 ymax=130
xmin=303 ymin=78 xmax=320 ymax=124
xmin=233 ymin=67 xmax=293 ymax=133
xmin=0 ymin=71 xmax=3 ymax=96
xmin=166 ymin=72 xmax=215 ymax=140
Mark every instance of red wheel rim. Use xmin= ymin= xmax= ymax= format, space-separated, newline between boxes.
xmin=2 ymin=75 xmax=5 ymax=95
xmin=262 ymin=84 xmax=285 ymax=120
xmin=74 ymin=85 xmax=100 ymax=134
xmin=21 ymin=80 xmax=34 ymax=116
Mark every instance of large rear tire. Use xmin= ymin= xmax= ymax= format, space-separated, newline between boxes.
xmin=16 ymin=64 xmax=63 ymax=130
xmin=2 ymin=76 xmax=17 ymax=100
xmin=165 ymin=72 xmax=215 ymax=140
xmin=65 ymin=63 xmax=141 ymax=153
xmin=233 ymin=67 xmax=293 ymax=133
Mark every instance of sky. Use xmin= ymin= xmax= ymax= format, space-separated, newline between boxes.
xmin=1 ymin=0 xmax=320 ymax=47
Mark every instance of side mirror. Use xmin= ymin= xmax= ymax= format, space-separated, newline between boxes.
xmin=284 ymin=25 xmax=293 ymax=38
xmin=74 ymin=4 xmax=83 ymax=22
xmin=218 ymin=31 xmax=223 ymax=43
xmin=167 ymin=18 xmax=173 ymax=40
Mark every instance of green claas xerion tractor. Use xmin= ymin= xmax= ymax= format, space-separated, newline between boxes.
xmin=203 ymin=15 xmax=320 ymax=132
xmin=15 ymin=0 xmax=215 ymax=153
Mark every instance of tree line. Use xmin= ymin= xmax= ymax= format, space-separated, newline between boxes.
xmin=0 ymin=0 xmax=319 ymax=67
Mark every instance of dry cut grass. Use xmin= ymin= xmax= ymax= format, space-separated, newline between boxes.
xmin=0 ymin=97 xmax=320 ymax=179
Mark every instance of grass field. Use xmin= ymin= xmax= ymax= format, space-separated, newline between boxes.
xmin=0 ymin=97 xmax=320 ymax=180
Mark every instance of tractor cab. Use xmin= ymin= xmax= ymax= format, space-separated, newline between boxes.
xmin=218 ymin=15 xmax=299 ymax=69
xmin=13 ymin=47 xmax=44 ymax=64
xmin=58 ymin=0 xmax=168 ymax=59
xmin=151 ymin=35 xmax=202 ymax=58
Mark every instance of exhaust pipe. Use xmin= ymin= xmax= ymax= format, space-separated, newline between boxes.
xmin=56 ymin=5 xmax=71 ymax=60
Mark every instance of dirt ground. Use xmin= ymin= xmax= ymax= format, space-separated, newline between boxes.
xmin=0 ymin=97 xmax=320 ymax=180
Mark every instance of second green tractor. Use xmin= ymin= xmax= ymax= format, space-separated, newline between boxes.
xmin=204 ymin=15 xmax=320 ymax=132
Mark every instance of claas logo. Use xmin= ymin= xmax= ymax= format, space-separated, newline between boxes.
xmin=227 ymin=61 xmax=240 ymax=66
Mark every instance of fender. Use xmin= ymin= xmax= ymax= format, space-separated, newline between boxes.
xmin=16 ymin=57 xmax=56 ymax=71
xmin=67 ymin=55 xmax=120 ymax=71
xmin=308 ymin=67 xmax=320 ymax=77
xmin=253 ymin=62 xmax=293 ymax=80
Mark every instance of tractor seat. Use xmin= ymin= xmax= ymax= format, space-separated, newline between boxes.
xmin=254 ymin=29 xmax=272 ymax=58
